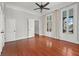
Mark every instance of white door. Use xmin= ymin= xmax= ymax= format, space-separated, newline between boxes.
xmin=6 ymin=19 xmax=16 ymax=42
xmin=0 ymin=6 xmax=5 ymax=54
xmin=28 ymin=19 xmax=34 ymax=38
xmin=46 ymin=14 xmax=53 ymax=37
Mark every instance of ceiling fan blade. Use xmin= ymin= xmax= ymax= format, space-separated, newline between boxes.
xmin=35 ymin=3 xmax=41 ymax=8
xmin=34 ymin=8 xmax=40 ymax=10
xmin=43 ymin=8 xmax=50 ymax=10
xmin=43 ymin=2 xmax=49 ymax=7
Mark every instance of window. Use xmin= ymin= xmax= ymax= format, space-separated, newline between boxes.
xmin=63 ymin=11 xmax=67 ymax=33
xmin=47 ymin=15 xmax=52 ymax=32
xmin=68 ymin=8 xmax=73 ymax=33
xmin=62 ymin=8 xmax=73 ymax=33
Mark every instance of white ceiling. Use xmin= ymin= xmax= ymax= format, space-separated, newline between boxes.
xmin=5 ymin=2 xmax=73 ymax=16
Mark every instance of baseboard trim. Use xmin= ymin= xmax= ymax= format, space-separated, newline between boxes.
xmin=5 ymin=35 xmax=79 ymax=44
xmin=5 ymin=36 xmax=34 ymax=43
xmin=39 ymin=35 xmax=79 ymax=44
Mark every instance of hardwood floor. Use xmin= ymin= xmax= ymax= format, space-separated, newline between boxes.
xmin=1 ymin=35 xmax=79 ymax=56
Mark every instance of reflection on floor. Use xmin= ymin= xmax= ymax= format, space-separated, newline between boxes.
xmin=1 ymin=35 xmax=79 ymax=56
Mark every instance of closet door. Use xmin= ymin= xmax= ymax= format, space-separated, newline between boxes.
xmin=0 ymin=6 xmax=4 ymax=55
xmin=6 ymin=19 xmax=16 ymax=42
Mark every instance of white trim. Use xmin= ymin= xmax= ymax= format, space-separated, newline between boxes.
xmin=5 ymin=36 xmax=34 ymax=42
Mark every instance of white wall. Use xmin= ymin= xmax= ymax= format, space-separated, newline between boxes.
xmin=40 ymin=3 xmax=79 ymax=44
xmin=5 ymin=6 xmax=39 ymax=42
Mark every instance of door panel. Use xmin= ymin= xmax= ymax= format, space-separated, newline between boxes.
xmin=6 ymin=19 xmax=16 ymax=42
xmin=28 ymin=19 xmax=34 ymax=38
xmin=46 ymin=14 xmax=53 ymax=37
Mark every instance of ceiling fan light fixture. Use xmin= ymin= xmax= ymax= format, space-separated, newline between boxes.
xmin=34 ymin=2 xmax=50 ymax=13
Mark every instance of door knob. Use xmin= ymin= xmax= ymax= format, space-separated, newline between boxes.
xmin=1 ymin=32 xmax=4 ymax=33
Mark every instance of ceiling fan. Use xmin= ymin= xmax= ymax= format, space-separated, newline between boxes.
xmin=34 ymin=2 xmax=50 ymax=12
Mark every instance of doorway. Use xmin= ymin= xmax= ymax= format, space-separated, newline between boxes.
xmin=35 ymin=20 xmax=39 ymax=36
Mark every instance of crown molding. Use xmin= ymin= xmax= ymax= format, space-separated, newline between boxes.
xmin=6 ymin=4 xmax=40 ymax=17
xmin=41 ymin=2 xmax=75 ymax=16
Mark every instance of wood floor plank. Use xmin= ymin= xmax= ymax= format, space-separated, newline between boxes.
xmin=1 ymin=35 xmax=79 ymax=56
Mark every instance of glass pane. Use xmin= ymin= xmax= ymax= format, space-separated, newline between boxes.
xmin=69 ymin=8 xmax=73 ymax=16
xmin=47 ymin=15 xmax=52 ymax=32
xmin=68 ymin=8 xmax=73 ymax=33
xmin=63 ymin=11 xmax=67 ymax=17
xmin=62 ymin=11 xmax=67 ymax=33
